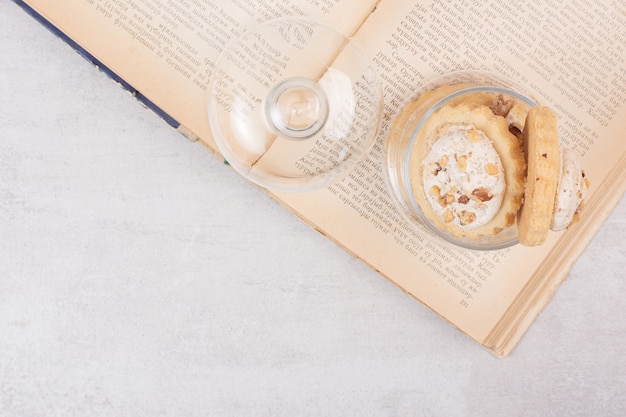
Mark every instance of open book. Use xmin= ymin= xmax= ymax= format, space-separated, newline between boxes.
xmin=14 ymin=0 xmax=625 ymax=357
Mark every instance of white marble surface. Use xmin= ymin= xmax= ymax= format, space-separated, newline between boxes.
xmin=1 ymin=3 xmax=625 ymax=416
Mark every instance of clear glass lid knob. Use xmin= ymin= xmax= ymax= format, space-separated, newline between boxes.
xmin=265 ymin=77 xmax=328 ymax=139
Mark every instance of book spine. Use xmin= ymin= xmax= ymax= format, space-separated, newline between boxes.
xmin=11 ymin=0 xmax=180 ymax=129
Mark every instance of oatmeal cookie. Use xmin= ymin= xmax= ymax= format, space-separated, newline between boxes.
xmin=408 ymin=100 xmax=526 ymax=239
xmin=551 ymin=147 xmax=589 ymax=232
xmin=517 ymin=106 xmax=561 ymax=246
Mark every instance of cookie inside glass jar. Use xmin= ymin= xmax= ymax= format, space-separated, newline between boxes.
xmin=384 ymin=78 xmax=589 ymax=249
xmin=407 ymin=92 xmax=527 ymax=241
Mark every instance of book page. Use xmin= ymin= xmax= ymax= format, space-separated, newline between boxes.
xmin=22 ymin=0 xmax=626 ymax=353
xmin=24 ymin=0 xmax=380 ymax=148
xmin=274 ymin=0 xmax=625 ymax=346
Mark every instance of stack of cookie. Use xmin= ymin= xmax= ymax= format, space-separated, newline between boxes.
xmin=395 ymin=86 xmax=589 ymax=247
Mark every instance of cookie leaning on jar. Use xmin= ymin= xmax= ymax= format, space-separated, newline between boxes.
xmin=387 ymin=84 xmax=589 ymax=247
